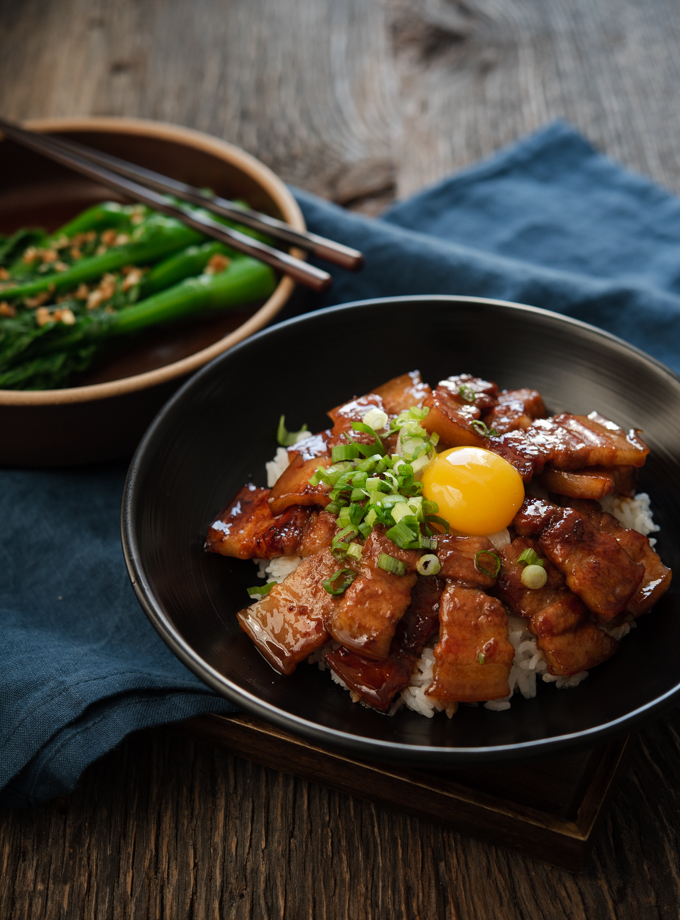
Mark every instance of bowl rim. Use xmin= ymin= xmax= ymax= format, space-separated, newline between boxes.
xmin=122 ymin=294 xmax=680 ymax=763
xmin=0 ymin=115 xmax=304 ymax=406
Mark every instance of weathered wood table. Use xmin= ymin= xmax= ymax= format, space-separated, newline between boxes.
xmin=2 ymin=0 xmax=680 ymax=916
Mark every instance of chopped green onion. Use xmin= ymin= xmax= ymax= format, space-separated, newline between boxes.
xmin=425 ymin=514 xmax=450 ymax=533
xmin=247 ymin=582 xmax=276 ymax=598
xmin=416 ymin=554 xmax=441 ymax=576
xmin=345 ymin=542 xmax=363 ymax=562
xmin=521 ymin=564 xmax=548 ymax=589
xmin=477 ymin=651 xmax=486 ymax=665
xmin=323 ymin=568 xmax=358 ymax=596
xmin=277 ymin=414 xmax=308 ymax=447
xmin=470 ymin=420 xmax=491 ymax=438
xmin=351 ymin=421 xmax=386 ymax=456
xmin=331 ymin=443 xmax=361 ymax=462
xmin=458 ymin=384 xmax=475 ymax=404
xmin=385 ymin=520 xmax=418 ymax=549
xmin=421 ymin=536 xmax=438 ymax=551
xmin=474 ymin=550 xmax=501 ymax=579
xmin=363 ymin=407 xmax=389 ymax=431
xmin=517 ymin=548 xmax=544 ymax=568
xmin=377 ymin=553 xmax=407 ymax=576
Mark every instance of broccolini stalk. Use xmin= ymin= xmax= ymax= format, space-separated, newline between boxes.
xmin=1 ymin=213 xmax=204 ymax=300
xmin=140 ymin=240 xmax=233 ymax=297
xmin=0 ymin=228 xmax=47 ymax=269
xmin=0 ymin=256 xmax=276 ymax=390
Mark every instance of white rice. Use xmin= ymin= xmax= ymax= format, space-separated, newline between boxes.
xmin=258 ymin=437 xmax=656 ymax=717
xmin=601 ymin=492 xmax=659 ymax=545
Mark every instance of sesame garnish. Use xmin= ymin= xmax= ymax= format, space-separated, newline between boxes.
xmin=100 ymin=229 xmax=117 ymax=247
xmin=0 ymin=267 xmax=9 ymax=280
xmin=205 ymin=253 xmax=232 ymax=275
xmin=22 ymin=247 xmax=39 ymax=264
xmin=0 ymin=301 xmax=16 ymax=317
xmin=41 ymin=249 xmax=58 ymax=264
xmin=25 ymin=291 xmax=50 ymax=309
xmin=35 ymin=307 xmax=52 ymax=327
xmin=121 ymin=268 xmax=143 ymax=291
xmin=53 ymin=308 xmax=76 ymax=325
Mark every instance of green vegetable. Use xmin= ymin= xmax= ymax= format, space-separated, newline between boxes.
xmin=474 ymin=550 xmax=501 ymax=579
xmin=517 ymin=547 xmax=544 ymax=568
xmin=277 ymin=415 xmax=309 ymax=447
xmin=0 ymin=228 xmax=47 ymax=268
xmin=0 ymin=256 xmax=276 ymax=389
xmin=322 ymin=569 xmax=358 ymax=596
xmin=247 ymin=582 xmax=276 ymax=598
xmin=140 ymin=240 xmax=233 ymax=297
xmin=2 ymin=214 xmax=204 ymax=301
xmin=377 ymin=553 xmax=407 ymax=576
xmin=416 ymin=554 xmax=441 ymax=576
xmin=521 ymin=564 xmax=548 ymax=590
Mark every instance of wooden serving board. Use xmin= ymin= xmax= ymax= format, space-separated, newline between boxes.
xmin=176 ymin=713 xmax=632 ymax=872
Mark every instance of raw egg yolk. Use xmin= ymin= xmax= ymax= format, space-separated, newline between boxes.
xmin=421 ymin=446 xmax=524 ymax=536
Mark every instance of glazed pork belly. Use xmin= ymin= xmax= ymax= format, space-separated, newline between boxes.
xmin=559 ymin=498 xmax=672 ymax=617
xmin=325 ymin=575 xmax=444 ymax=712
xmin=206 ymin=485 xmax=337 ymax=560
xmin=435 ymin=534 xmax=500 ymax=589
xmin=497 ymin=537 xmax=619 ymax=675
xmin=488 ymin=412 xmax=649 ymax=482
xmin=421 ymin=374 xmax=499 ymax=448
xmin=327 ymin=530 xmax=420 ymax=660
xmin=482 ymin=387 xmax=546 ymax=434
xmin=513 ymin=497 xmax=645 ymax=621
xmin=536 ymin=464 xmax=637 ymax=501
xmin=206 ymin=484 xmax=312 ymax=559
xmin=427 ymin=584 xmax=515 ymax=703
xmin=236 ymin=548 xmax=343 ymax=675
xmin=371 ymin=370 xmax=432 ymax=414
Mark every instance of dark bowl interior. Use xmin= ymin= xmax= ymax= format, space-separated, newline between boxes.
xmin=123 ymin=296 xmax=680 ymax=765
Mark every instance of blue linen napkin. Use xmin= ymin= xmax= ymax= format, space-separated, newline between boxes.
xmin=3 ymin=121 xmax=680 ymax=807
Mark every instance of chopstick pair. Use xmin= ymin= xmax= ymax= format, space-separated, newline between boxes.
xmin=0 ymin=117 xmax=363 ymax=292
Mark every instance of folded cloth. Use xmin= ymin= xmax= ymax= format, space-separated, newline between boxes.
xmin=3 ymin=121 xmax=680 ymax=807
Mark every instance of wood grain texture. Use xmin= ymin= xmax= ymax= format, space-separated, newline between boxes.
xmin=2 ymin=0 xmax=680 ymax=915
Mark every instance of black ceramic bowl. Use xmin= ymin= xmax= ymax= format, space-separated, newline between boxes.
xmin=122 ymin=296 xmax=680 ymax=765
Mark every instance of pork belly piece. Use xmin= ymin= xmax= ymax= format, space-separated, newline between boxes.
xmin=268 ymin=453 xmax=334 ymax=515
xmin=288 ymin=429 xmax=331 ymax=462
xmin=497 ymin=538 xmax=618 ymax=675
xmin=560 ymin=498 xmax=671 ymax=617
xmin=483 ymin=388 xmax=546 ymax=434
xmin=371 ymin=370 xmax=432 ymax=415
xmin=328 ymin=392 xmax=384 ymax=435
xmin=549 ymin=413 xmax=649 ymax=469
xmin=326 ymin=392 xmax=397 ymax=454
xmin=327 ymin=530 xmax=420 ymax=660
xmin=206 ymin=484 xmax=311 ymax=559
xmin=237 ymin=549 xmax=343 ymax=675
xmin=325 ymin=575 xmax=444 ymax=712
xmin=513 ymin=496 xmax=562 ymax=536
xmin=298 ymin=510 xmax=339 ymax=557
xmin=537 ymin=465 xmax=637 ymax=500
xmin=488 ymin=413 xmax=650 ymax=481
xmin=427 ymin=584 xmax=514 ymax=702
xmin=436 ymin=534 xmax=499 ymax=589
xmin=538 ymin=507 xmax=644 ymax=621
xmin=421 ymin=374 xmax=498 ymax=449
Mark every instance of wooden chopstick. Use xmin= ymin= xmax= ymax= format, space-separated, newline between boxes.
xmin=0 ymin=117 xmax=342 ymax=293
xmin=15 ymin=126 xmax=363 ymax=273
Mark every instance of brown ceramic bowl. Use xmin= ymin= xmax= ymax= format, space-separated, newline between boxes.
xmin=0 ymin=117 xmax=303 ymax=467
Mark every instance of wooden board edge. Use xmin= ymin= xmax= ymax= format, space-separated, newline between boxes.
xmin=169 ymin=713 xmax=631 ymax=871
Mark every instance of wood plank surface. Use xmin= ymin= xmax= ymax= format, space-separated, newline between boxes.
xmin=2 ymin=0 xmax=680 ymax=916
